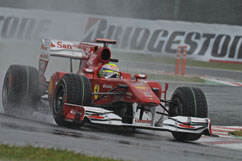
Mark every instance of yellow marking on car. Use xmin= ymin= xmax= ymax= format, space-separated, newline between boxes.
xmin=94 ymin=84 xmax=100 ymax=99
xmin=48 ymin=79 xmax=54 ymax=96
xmin=134 ymin=86 xmax=147 ymax=90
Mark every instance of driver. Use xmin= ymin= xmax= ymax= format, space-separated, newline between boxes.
xmin=99 ymin=63 xmax=120 ymax=78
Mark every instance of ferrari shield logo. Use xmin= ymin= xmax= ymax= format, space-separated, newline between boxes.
xmin=94 ymin=84 xmax=100 ymax=99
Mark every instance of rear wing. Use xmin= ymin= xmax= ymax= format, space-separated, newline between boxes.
xmin=39 ymin=38 xmax=118 ymax=78
xmin=39 ymin=38 xmax=90 ymax=77
xmin=41 ymin=39 xmax=88 ymax=59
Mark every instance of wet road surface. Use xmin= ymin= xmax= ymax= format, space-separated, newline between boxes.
xmin=1 ymin=42 xmax=242 ymax=161
xmin=119 ymin=61 xmax=242 ymax=81
xmin=0 ymin=113 xmax=242 ymax=161
xmin=0 ymin=84 xmax=242 ymax=161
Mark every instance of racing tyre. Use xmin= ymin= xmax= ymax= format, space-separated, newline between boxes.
xmin=53 ymin=74 xmax=92 ymax=128
xmin=169 ymin=86 xmax=208 ymax=141
xmin=2 ymin=65 xmax=40 ymax=115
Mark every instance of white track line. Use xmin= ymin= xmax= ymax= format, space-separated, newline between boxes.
xmin=201 ymin=77 xmax=242 ymax=86
xmin=198 ymin=126 xmax=242 ymax=151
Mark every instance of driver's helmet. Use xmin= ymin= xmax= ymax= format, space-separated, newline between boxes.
xmin=99 ymin=63 xmax=120 ymax=78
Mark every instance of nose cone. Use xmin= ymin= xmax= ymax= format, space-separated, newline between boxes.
xmin=130 ymin=82 xmax=160 ymax=105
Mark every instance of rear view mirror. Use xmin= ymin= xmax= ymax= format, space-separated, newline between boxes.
xmin=134 ymin=74 xmax=147 ymax=81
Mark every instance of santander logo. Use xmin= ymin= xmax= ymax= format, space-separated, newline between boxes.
xmin=51 ymin=41 xmax=73 ymax=49
xmin=57 ymin=41 xmax=72 ymax=49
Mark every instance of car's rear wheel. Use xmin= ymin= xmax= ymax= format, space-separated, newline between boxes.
xmin=52 ymin=74 xmax=92 ymax=127
xmin=2 ymin=65 xmax=40 ymax=115
xmin=169 ymin=86 xmax=208 ymax=141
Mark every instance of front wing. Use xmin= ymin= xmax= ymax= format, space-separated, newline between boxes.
xmin=63 ymin=103 xmax=211 ymax=136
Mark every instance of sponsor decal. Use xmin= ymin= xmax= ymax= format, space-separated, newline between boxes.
xmin=83 ymin=17 xmax=242 ymax=63
xmin=94 ymin=84 xmax=100 ymax=99
xmin=51 ymin=43 xmax=55 ymax=47
xmin=88 ymin=115 xmax=104 ymax=120
xmin=143 ymin=92 xmax=153 ymax=98
xmin=134 ymin=85 xmax=147 ymax=90
xmin=103 ymin=84 xmax=113 ymax=89
xmin=40 ymin=53 xmax=49 ymax=60
xmin=56 ymin=41 xmax=72 ymax=49
xmin=135 ymin=119 xmax=151 ymax=124
xmin=132 ymin=82 xmax=147 ymax=90
xmin=125 ymin=92 xmax=132 ymax=99
xmin=178 ymin=124 xmax=195 ymax=129
xmin=50 ymin=40 xmax=73 ymax=50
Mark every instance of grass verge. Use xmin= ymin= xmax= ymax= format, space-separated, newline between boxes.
xmin=0 ymin=144 xmax=122 ymax=161
xmin=229 ymin=130 xmax=242 ymax=137
xmin=112 ymin=52 xmax=242 ymax=72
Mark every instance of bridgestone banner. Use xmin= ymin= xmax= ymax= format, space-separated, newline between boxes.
xmin=1 ymin=7 xmax=242 ymax=63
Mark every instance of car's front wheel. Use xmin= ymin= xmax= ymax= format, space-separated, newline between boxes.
xmin=169 ymin=86 xmax=208 ymax=141
xmin=52 ymin=74 xmax=92 ymax=127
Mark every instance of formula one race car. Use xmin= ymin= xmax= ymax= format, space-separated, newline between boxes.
xmin=2 ymin=38 xmax=212 ymax=141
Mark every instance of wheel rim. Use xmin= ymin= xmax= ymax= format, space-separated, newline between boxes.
xmin=2 ymin=74 xmax=10 ymax=108
xmin=54 ymin=85 xmax=65 ymax=114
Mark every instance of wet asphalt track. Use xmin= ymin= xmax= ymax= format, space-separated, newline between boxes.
xmin=0 ymin=112 xmax=242 ymax=161
xmin=1 ymin=42 xmax=242 ymax=160
xmin=0 ymin=83 xmax=242 ymax=161
xmin=119 ymin=61 xmax=242 ymax=81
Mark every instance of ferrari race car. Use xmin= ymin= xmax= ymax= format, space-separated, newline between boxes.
xmin=2 ymin=38 xmax=212 ymax=141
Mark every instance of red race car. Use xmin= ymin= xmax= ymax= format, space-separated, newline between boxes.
xmin=2 ymin=38 xmax=212 ymax=141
